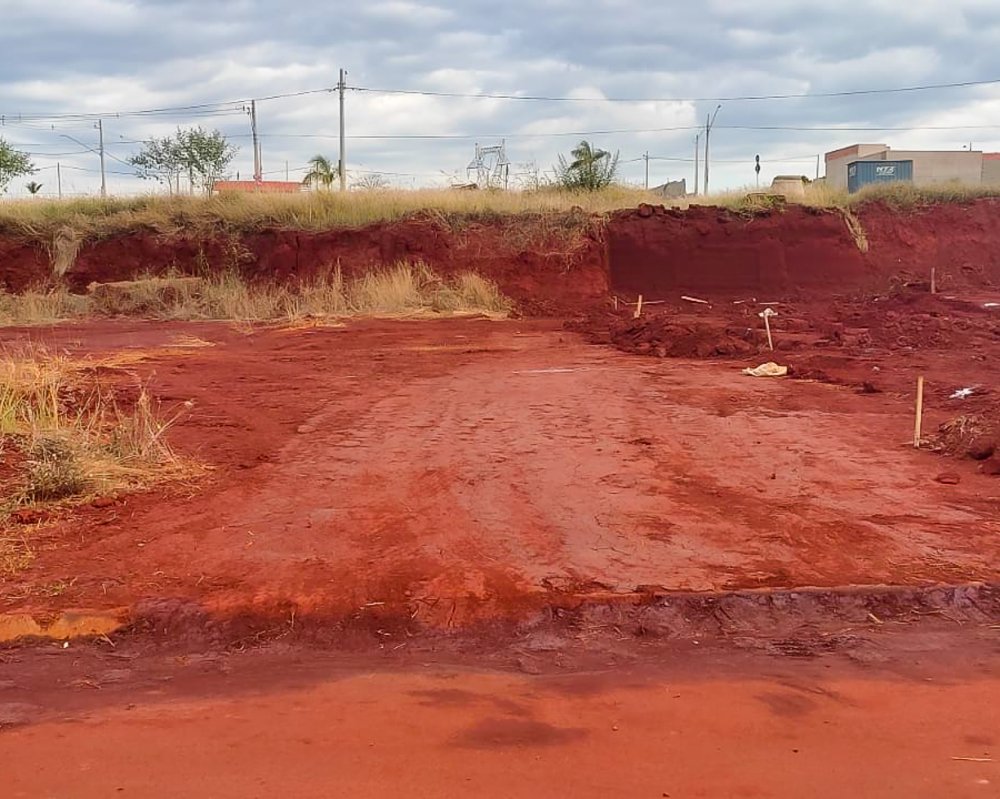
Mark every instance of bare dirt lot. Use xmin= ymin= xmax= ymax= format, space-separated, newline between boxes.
xmin=3 ymin=316 xmax=999 ymax=641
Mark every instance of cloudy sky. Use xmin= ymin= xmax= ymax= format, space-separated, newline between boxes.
xmin=2 ymin=0 xmax=1000 ymax=197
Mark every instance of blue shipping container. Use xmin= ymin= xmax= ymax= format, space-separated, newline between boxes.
xmin=847 ymin=159 xmax=914 ymax=193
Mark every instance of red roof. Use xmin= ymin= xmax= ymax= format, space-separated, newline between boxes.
xmin=983 ymin=153 xmax=1000 ymax=161
xmin=214 ymin=180 xmax=305 ymax=193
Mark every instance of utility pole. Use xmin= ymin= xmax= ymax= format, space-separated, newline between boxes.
xmin=250 ymin=100 xmax=261 ymax=181
xmin=704 ymin=104 xmax=721 ymax=195
xmin=643 ymin=151 xmax=649 ymax=190
xmin=57 ymin=162 xmax=62 ymax=199
xmin=693 ymin=133 xmax=700 ymax=196
xmin=816 ymin=154 xmax=821 ymax=180
xmin=285 ymin=160 xmax=289 ymax=181
xmin=338 ymin=68 xmax=347 ymax=191
xmin=96 ymin=119 xmax=106 ymax=198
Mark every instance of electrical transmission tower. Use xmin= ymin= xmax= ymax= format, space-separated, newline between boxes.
xmin=466 ymin=140 xmax=510 ymax=189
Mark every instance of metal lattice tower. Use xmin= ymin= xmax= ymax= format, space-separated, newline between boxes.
xmin=466 ymin=140 xmax=510 ymax=189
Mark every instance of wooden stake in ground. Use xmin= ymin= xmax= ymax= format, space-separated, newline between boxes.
xmin=758 ymin=307 xmax=777 ymax=351
xmin=613 ymin=295 xmax=619 ymax=311
xmin=914 ymin=375 xmax=925 ymax=448
xmin=633 ymin=294 xmax=644 ymax=319
xmin=931 ymin=267 xmax=937 ymax=295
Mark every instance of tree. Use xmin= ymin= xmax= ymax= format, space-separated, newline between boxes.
xmin=351 ymin=173 xmax=389 ymax=191
xmin=554 ymin=140 xmax=619 ymax=191
xmin=176 ymin=127 xmax=237 ymax=193
xmin=0 ymin=138 xmax=35 ymax=194
xmin=128 ymin=135 xmax=185 ymax=193
xmin=129 ymin=127 xmax=237 ymax=194
xmin=25 ymin=181 xmax=43 ymax=195
xmin=303 ymin=154 xmax=339 ymax=190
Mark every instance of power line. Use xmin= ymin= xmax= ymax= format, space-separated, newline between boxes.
xmin=645 ymin=153 xmax=822 ymax=164
xmin=201 ymin=123 xmax=1000 ymax=142
xmin=341 ymin=122 xmax=1000 ymax=140
xmin=3 ymin=73 xmax=998 ymax=125
xmin=0 ymin=88 xmax=334 ymax=123
xmin=348 ymin=76 xmax=1000 ymax=104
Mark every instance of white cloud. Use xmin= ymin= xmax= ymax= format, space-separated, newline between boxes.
xmin=361 ymin=1 xmax=453 ymax=25
xmin=3 ymin=0 xmax=1000 ymax=196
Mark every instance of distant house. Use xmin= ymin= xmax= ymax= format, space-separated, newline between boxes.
xmin=212 ymin=180 xmax=306 ymax=195
xmin=650 ymin=179 xmax=687 ymax=198
xmin=824 ymin=144 xmax=1000 ymax=191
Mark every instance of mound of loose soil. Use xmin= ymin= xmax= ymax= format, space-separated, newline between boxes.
xmin=824 ymin=290 xmax=1000 ymax=353
xmin=930 ymin=397 xmax=1000 ymax=470
xmin=610 ymin=313 xmax=761 ymax=358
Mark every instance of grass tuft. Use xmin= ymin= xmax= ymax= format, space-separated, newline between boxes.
xmin=1 ymin=345 xmax=191 ymax=513
xmin=24 ymin=436 xmax=86 ymax=501
xmin=0 ymin=288 xmax=89 ymax=326
xmin=349 ymin=264 xmax=430 ymax=313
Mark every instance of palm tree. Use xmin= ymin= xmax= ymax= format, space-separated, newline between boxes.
xmin=25 ymin=181 xmax=43 ymax=195
xmin=303 ymin=155 xmax=339 ymax=190
xmin=555 ymin=140 xmax=620 ymax=191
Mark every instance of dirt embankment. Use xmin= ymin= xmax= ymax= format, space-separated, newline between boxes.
xmin=0 ymin=213 xmax=607 ymax=315
xmin=4 ymin=198 xmax=1000 ymax=316
xmin=606 ymin=199 xmax=1000 ymax=299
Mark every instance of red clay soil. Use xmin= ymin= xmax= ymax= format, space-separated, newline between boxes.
xmin=607 ymin=203 xmax=867 ymax=297
xmin=2 ymin=628 xmax=999 ymax=798
xmin=592 ymin=285 xmax=1000 ymax=469
xmin=606 ymin=199 xmax=1000 ymax=300
xmin=2 ymin=318 xmax=999 ymax=639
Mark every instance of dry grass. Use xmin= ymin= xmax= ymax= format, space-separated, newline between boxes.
xmin=0 ymin=186 xmax=655 ymax=241
xmin=841 ymin=209 xmax=870 ymax=253
xmin=0 ymin=263 xmax=511 ymax=326
xmin=845 ymin=182 xmax=1000 ymax=208
xmin=2 ymin=182 xmax=998 ymax=244
xmin=0 ymin=288 xmax=89 ymax=325
xmin=0 ymin=529 xmax=34 ymax=577
xmin=0 ymin=345 xmax=190 ymax=513
xmin=0 ymin=348 xmax=66 ymax=434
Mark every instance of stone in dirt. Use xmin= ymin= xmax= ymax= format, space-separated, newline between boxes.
xmin=934 ymin=472 xmax=961 ymax=485
xmin=967 ymin=437 xmax=996 ymax=461
xmin=980 ymin=457 xmax=1000 ymax=476
xmin=10 ymin=508 xmax=49 ymax=525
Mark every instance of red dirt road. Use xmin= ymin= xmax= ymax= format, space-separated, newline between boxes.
xmin=2 ymin=631 xmax=999 ymax=798
xmin=3 ymin=319 xmax=999 ymax=632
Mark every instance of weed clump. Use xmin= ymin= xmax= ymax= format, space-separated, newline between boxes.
xmin=1 ymin=346 xmax=190 ymax=513
xmin=24 ymin=436 xmax=86 ymax=501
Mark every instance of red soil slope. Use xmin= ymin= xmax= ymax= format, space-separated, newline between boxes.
xmin=606 ymin=199 xmax=1000 ymax=299
xmin=3 ymin=198 xmax=1000 ymax=313
xmin=0 ymin=214 xmax=607 ymax=314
